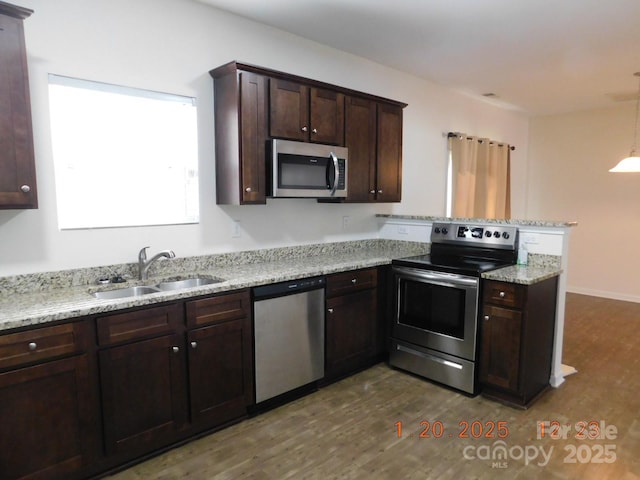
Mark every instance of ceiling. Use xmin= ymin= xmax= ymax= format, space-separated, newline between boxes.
xmin=195 ymin=0 xmax=640 ymax=116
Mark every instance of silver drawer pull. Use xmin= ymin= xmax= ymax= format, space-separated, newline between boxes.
xmin=21 ymin=185 xmax=31 ymax=193
xmin=351 ymin=279 xmax=357 ymax=284
xmin=328 ymin=308 xmax=334 ymax=314
xmin=245 ymin=187 xmax=252 ymax=192
xmin=499 ymin=291 xmax=506 ymax=298
xmin=484 ymin=315 xmax=490 ymax=321
xmin=190 ymin=341 xmax=197 ymax=349
xmin=28 ymin=342 xmax=37 ymax=351
xmin=396 ymin=344 xmax=463 ymax=370
xmin=172 ymin=346 xmax=180 ymax=353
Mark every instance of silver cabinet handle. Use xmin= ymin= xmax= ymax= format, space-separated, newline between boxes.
xmin=328 ymin=308 xmax=334 ymax=314
xmin=312 ymin=128 xmax=317 ymax=134
xmin=351 ymin=279 xmax=357 ymax=284
xmin=484 ymin=315 xmax=490 ymax=321
xmin=245 ymin=187 xmax=252 ymax=192
xmin=377 ymin=189 xmax=383 ymax=194
xmin=370 ymin=190 xmax=376 ymax=194
xmin=301 ymin=126 xmax=308 ymax=132
xmin=20 ymin=185 xmax=30 ymax=193
xmin=499 ymin=291 xmax=506 ymax=298
xmin=28 ymin=342 xmax=37 ymax=351
xmin=172 ymin=346 xmax=180 ymax=353
xmin=190 ymin=341 xmax=197 ymax=349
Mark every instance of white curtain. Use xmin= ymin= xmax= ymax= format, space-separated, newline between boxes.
xmin=449 ymin=134 xmax=511 ymax=219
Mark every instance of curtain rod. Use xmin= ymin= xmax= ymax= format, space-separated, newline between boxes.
xmin=447 ymin=131 xmax=515 ymax=151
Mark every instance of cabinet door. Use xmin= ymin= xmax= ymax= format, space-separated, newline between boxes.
xmin=0 ymin=355 xmax=98 ymax=480
xmin=344 ymin=96 xmax=377 ymax=202
xmin=479 ymin=305 xmax=522 ymax=392
xmin=310 ymin=87 xmax=344 ymax=145
xmin=0 ymin=11 xmax=37 ymax=209
xmin=269 ymin=78 xmax=309 ymax=141
xmin=239 ymin=71 xmax=267 ymax=203
xmin=375 ymin=103 xmax=403 ymax=202
xmin=326 ymin=288 xmax=377 ymax=379
xmin=187 ymin=315 xmax=253 ymax=426
xmin=99 ymin=334 xmax=187 ymax=456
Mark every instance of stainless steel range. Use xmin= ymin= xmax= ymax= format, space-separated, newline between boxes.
xmin=389 ymin=222 xmax=518 ymax=394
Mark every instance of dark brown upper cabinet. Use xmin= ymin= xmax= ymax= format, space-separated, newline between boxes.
xmin=0 ymin=2 xmax=37 ymax=209
xmin=209 ymin=61 xmax=406 ymax=205
xmin=269 ymin=79 xmax=344 ymax=145
xmin=210 ymin=64 xmax=268 ymax=205
xmin=344 ymin=97 xmax=377 ymax=202
xmin=342 ymin=98 xmax=403 ymax=203
xmin=375 ymin=103 xmax=403 ymax=202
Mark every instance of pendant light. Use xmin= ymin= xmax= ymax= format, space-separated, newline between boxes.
xmin=610 ymin=72 xmax=640 ymax=172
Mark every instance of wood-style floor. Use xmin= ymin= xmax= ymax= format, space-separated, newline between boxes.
xmin=108 ymin=293 xmax=640 ymax=479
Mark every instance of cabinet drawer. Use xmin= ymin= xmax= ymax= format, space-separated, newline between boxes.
xmin=97 ymin=304 xmax=181 ymax=346
xmin=326 ymin=268 xmax=378 ymax=298
xmin=0 ymin=322 xmax=87 ymax=370
xmin=483 ymin=280 xmax=525 ymax=308
xmin=186 ymin=290 xmax=250 ymax=328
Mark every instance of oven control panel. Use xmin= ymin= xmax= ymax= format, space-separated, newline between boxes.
xmin=431 ymin=222 xmax=518 ymax=249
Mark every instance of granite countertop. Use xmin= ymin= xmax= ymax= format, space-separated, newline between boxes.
xmin=377 ymin=214 xmax=578 ymax=228
xmin=482 ymin=264 xmax=562 ymax=285
xmin=0 ymin=240 xmax=428 ymax=332
xmin=0 ymin=239 xmax=562 ymax=333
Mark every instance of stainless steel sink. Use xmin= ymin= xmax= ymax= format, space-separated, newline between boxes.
xmin=156 ymin=277 xmax=222 ymax=291
xmin=92 ymin=276 xmax=223 ymax=299
xmin=93 ymin=285 xmax=160 ymax=299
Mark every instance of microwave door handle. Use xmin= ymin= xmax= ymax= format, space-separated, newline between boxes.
xmin=329 ymin=152 xmax=339 ymax=196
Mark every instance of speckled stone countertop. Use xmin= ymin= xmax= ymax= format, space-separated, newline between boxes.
xmin=376 ymin=214 xmax=578 ymax=228
xmin=482 ymin=265 xmax=562 ymax=285
xmin=482 ymin=253 xmax=562 ymax=285
xmin=0 ymin=240 xmax=563 ymax=333
xmin=0 ymin=240 xmax=430 ymax=332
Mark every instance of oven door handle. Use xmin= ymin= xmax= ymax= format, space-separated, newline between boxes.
xmin=396 ymin=344 xmax=463 ymax=370
xmin=396 ymin=268 xmax=478 ymax=288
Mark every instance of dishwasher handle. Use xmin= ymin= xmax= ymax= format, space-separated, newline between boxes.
xmin=253 ymin=276 xmax=326 ymax=299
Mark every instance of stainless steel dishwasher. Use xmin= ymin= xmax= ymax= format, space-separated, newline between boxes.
xmin=253 ymin=276 xmax=325 ymax=404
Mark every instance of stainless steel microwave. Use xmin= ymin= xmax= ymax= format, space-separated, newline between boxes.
xmin=270 ymin=139 xmax=348 ymax=198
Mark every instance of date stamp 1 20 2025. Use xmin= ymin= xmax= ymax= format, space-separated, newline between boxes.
xmin=394 ymin=419 xmax=618 ymax=469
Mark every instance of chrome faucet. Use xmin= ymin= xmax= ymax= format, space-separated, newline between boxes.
xmin=138 ymin=246 xmax=175 ymax=280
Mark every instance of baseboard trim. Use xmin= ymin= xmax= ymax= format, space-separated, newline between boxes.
xmin=566 ymin=286 xmax=640 ymax=304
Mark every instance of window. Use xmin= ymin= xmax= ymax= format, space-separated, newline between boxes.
xmin=446 ymin=133 xmax=511 ymax=219
xmin=49 ymin=75 xmax=199 ymax=229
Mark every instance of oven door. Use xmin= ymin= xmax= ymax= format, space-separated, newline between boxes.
xmin=392 ymin=266 xmax=479 ymax=361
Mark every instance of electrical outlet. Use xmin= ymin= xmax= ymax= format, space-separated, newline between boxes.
xmin=398 ymin=226 xmax=409 ymax=235
xmin=342 ymin=216 xmax=351 ymax=230
xmin=232 ymin=220 xmax=241 ymax=238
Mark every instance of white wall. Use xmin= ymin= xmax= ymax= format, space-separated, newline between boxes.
xmin=528 ymin=104 xmax=640 ymax=302
xmin=0 ymin=0 xmax=529 ymax=276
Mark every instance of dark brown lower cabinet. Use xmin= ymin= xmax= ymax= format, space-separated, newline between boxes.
xmin=95 ymin=290 xmax=253 ymax=469
xmin=0 ymin=320 xmax=99 ymax=480
xmin=479 ymin=277 xmax=558 ymax=408
xmin=99 ymin=333 xmax=188 ymax=457
xmin=0 ymin=354 xmax=98 ymax=480
xmin=325 ymin=268 xmax=380 ymax=381
xmin=187 ymin=314 xmax=253 ymax=426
